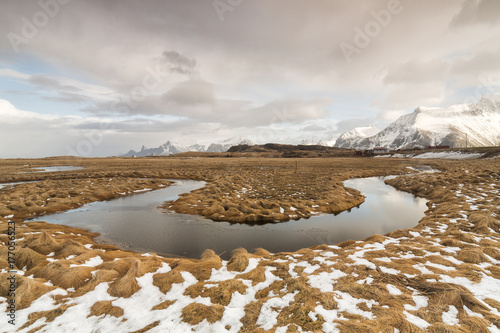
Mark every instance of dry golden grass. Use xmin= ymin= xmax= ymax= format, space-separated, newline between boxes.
xmin=181 ymin=303 xmax=225 ymax=325
xmin=0 ymin=273 xmax=56 ymax=310
xmin=129 ymin=320 xmax=161 ymax=333
xmin=35 ymin=261 xmax=93 ymax=289
xmin=152 ymin=269 xmax=185 ymax=294
xmin=1 ymin=156 xmax=500 ymax=331
xmin=227 ymin=247 xmax=251 ymax=272
xmin=151 ymin=300 xmax=176 ymax=311
xmin=88 ymin=300 xmax=124 ymax=318
xmin=168 ymin=249 xmax=222 ymax=281
xmin=20 ymin=305 xmax=74 ymax=330
xmin=107 ymin=259 xmax=141 ymax=298
xmin=185 ymin=279 xmax=248 ymax=306
xmin=15 ymin=247 xmax=47 ymax=271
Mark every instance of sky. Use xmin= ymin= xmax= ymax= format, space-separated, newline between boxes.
xmin=0 ymin=0 xmax=499 ymax=157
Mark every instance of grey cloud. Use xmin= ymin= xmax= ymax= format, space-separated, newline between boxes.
xmin=334 ymin=118 xmax=375 ymax=134
xmin=450 ymin=49 xmax=500 ymax=75
xmin=2 ymin=0 xmax=500 ymax=157
xmin=450 ymin=0 xmax=500 ymax=27
xmin=162 ymin=79 xmax=214 ymax=106
xmin=43 ymin=91 xmax=92 ymax=104
xmin=162 ymin=51 xmax=198 ymax=76
xmin=379 ymin=81 xmax=446 ymax=111
xmin=1 ymin=71 xmax=108 ymax=106
xmin=221 ymin=97 xmax=332 ymax=128
xmin=384 ymin=58 xmax=451 ymax=84
xmin=73 ymin=118 xmax=194 ymax=133
xmin=302 ymin=124 xmax=327 ymax=132
xmin=29 ymin=75 xmax=81 ymax=91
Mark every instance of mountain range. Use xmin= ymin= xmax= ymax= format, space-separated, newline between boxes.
xmin=120 ymin=96 xmax=500 ymax=156
xmin=333 ymin=96 xmax=500 ymax=149
xmin=121 ymin=136 xmax=254 ymax=157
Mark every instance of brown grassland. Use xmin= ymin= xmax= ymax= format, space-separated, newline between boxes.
xmin=0 ymin=155 xmax=499 ymax=332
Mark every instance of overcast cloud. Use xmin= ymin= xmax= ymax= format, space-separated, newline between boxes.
xmin=0 ymin=0 xmax=499 ymax=157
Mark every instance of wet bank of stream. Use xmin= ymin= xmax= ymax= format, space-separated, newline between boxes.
xmin=34 ymin=175 xmax=428 ymax=260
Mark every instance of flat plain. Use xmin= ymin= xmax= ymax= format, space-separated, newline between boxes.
xmin=0 ymin=155 xmax=499 ymax=332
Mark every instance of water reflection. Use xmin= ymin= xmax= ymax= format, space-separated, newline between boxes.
xmin=35 ymin=177 xmax=427 ymax=260
xmin=21 ymin=166 xmax=85 ymax=173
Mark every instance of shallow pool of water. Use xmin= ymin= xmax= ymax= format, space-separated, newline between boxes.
xmin=34 ymin=176 xmax=428 ymax=259
xmin=21 ymin=166 xmax=85 ymax=173
xmin=0 ymin=181 xmax=38 ymax=190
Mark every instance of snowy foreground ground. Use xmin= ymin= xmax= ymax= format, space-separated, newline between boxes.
xmin=1 ymin=161 xmax=499 ymax=332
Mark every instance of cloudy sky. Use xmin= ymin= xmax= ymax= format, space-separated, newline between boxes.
xmin=1 ymin=0 xmax=499 ymax=157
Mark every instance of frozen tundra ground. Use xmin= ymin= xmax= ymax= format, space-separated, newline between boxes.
xmin=0 ymin=156 xmax=499 ymax=332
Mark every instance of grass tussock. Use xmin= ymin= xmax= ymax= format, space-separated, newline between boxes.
xmin=428 ymin=323 xmax=465 ymax=333
xmin=152 ymin=270 xmax=185 ymax=294
xmin=151 ymin=300 xmax=176 ymax=311
xmin=468 ymin=212 xmax=500 ymax=234
xmin=337 ymin=320 xmax=387 ymax=333
xmin=227 ymin=248 xmax=250 ymax=272
xmin=238 ymin=265 xmax=267 ymax=285
xmin=252 ymin=248 xmax=270 ymax=256
xmin=129 ymin=320 xmax=161 ymax=333
xmin=460 ymin=316 xmax=491 ymax=333
xmin=483 ymin=298 xmax=500 ymax=312
xmin=107 ymin=259 xmax=141 ymax=298
xmin=88 ymin=300 xmax=124 ymax=318
xmin=20 ymin=305 xmax=73 ymax=330
xmin=35 ymin=262 xmax=93 ymax=289
xmin=21 ymin=231 xmax=59 ymax=255
xmin=0 ymin=273 xmax=55 ymax=310
xmin=52 ymin=239 xmax=86 ymax=257
xmin=185 ymin=279 xmax=248 ymax=306
xmin=181 ymin=303 xmax=225 ymax=325
xmin=457 ymin=248 xmax=488 ymax=264
xmin=73 ymin=269 xmax=121 ymax=296
xmin=240 ymin=300 xmax=266 ymax=330
xmin=15 ymin=247 xmax=47 ymax=271
xmin=168 ymin=249 xmax=222 ymax=281
xmin=277 ymin=302 xmax=325 ymax=332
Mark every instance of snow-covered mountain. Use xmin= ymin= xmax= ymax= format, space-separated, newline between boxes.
xmin=206 ymin=136 xmax=254 ymax=153
xmin=334 ymin=125 xmax=381 ymax=148
xmin=299 ymin=139 xmax=318 ymax=145
xmin=317 ymin=138 xmax=337 ymax=147
xmin=121 ymin=141 xmax=191 ymax=157
xmin=121 ymin=137 xmax=253 ymax=157
xmin=336 ymin=96 xmax=500 ymax=149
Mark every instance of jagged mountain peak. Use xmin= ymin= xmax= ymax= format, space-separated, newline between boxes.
xmin=334 ymin=125 xmax=380 ymax=148
xmin=336 ymin=96 xmax=500 ymax=149
xmin=121 ymin=137 xmax=253 ymax=157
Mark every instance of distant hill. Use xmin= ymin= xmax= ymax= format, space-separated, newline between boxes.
xmin=226 ymin=143 xmax=354 ymax=157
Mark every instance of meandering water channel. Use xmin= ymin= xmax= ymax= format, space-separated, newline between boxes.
xmin=35 ymin=176 xmax=428 ymax=260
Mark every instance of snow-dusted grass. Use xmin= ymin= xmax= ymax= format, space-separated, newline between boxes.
xmin=1 ymin=157 xmax=499 ymax=332
xmin=414 ymin=151 xmax=485 ymax=159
